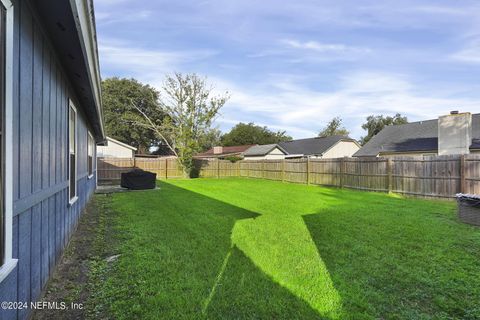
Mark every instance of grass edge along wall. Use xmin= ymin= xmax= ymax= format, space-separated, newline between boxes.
xmin=0 ymin=1 xmax=104 ymax=320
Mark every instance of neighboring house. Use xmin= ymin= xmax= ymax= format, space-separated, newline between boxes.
xmin=243 ymin=144 xmax=288 ymax=160
xmin=195 ymin=145 xmax=255 ymax=159
xmin=279 ymin=136 xmax=361 ymax=159
xmin=97 ymin=136 xmax=137 ymax=158
xmin=0 ymin=1 xmax=104 ymax=320
xmin=354 ymin=112 xmax=480 ymax=158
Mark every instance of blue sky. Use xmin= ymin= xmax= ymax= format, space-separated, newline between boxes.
xmin=94 ymin=0 xmax=480 ymax=139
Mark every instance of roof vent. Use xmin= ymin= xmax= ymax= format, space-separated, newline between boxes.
xmin=450 ymin=110 xmax=459 ymax=115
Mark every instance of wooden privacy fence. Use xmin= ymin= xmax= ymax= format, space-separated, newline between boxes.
xmin=195 ymin=155 xmax=480 ymax=198
xmin=98 ymin=155 xmax=480 ymax=198
xmin=97 ymin=157 xmax=183 ymax=182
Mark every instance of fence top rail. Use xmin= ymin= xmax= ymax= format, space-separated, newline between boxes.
xmin=343 ymin=159 xmax=388 ymax=163
xmin=98 ymin=157 xmax=134 ymax=160
xmin=391 ymin=158 xmax=461 ymax=163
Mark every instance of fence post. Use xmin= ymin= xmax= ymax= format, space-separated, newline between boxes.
xmin=460 ymin=154 xmax=466 ymax=194
xmin=133 ymin=156 xmax=136 ymax=169
xmin=217 ymin=158 xmax=220 ymax=178
xmin=340 ymin=157 xmax=345 ymax=188
xmin=282 ymin=159 xmax=285 ymax=182
xmin=306 ymin=157 xmax=310 ymax=185
xmin=165 ymin=158 xmax=168 ymax=180
xmin=387 ymin=158 xmax=393 ymax=193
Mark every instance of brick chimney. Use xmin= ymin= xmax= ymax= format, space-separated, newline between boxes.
xmin=213 ymin=146 xmax=223 ymax=155
xmin=438 ymin=111 xmax=472 ymax=155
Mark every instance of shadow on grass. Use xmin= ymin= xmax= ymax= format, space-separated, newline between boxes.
xmin=102 ymin=181 xmax=325 ymax=319
xmin=160 ymin=178 xmax=480 ymax=319
xmin=303 ymin=204 xmax=480 ymax=319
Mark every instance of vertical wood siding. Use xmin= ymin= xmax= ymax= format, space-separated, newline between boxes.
xmin=0 ymin=1 xmax=98 ymax=319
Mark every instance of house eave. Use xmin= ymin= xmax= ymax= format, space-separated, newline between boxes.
xmin=194 ymin=152 xmax=244 ymax=159
xmin=32 ymin=0 xmax=105 ymax=143
xmin=69 ymin=0 xmax=104 ymax=142
xmin=285 ymin=154 xmax=305 ymax=159
xmin=378 ymin=150 xmax=438 ymax=156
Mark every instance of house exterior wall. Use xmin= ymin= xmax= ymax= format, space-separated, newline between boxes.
xmin=244 ymin=147 xmax=286 ymax=160
xmin=322 ymin=141 xmax=360 ymax=159
xmin=97 ymin=140 xmax=135 ymax=158
xmin=0 ymin=1 xmax=98 ymax=319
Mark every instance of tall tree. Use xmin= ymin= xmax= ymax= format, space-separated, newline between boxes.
xmin=360 ymin=113 xmax=408 ymax=145
xmin=198 ymin=128 xmax=222 ymax=152
xmin=221 ymin=122 xmax=292 ymax=146
xmin=318 ymin=117 xmax=349 ymax=137
xmin=133 ymin=73 xmax=229 ymax=176
xmin=102 ymin=78 xmax=163 ymax=154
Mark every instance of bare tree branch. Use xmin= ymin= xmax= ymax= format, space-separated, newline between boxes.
xmin=130 ymin=102 xmax=179 ymax=158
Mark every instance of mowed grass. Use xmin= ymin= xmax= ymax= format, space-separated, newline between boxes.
xmin=96 ymin=178 xmax=480 ymax=319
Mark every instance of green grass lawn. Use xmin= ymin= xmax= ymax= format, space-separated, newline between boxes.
xmin=94 ymin=178 xmax=480 ymax=319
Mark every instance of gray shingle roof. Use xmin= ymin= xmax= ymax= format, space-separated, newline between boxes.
xmin=279 ymin=135 xmax=356 ymax=156
xmin=354 ymin=113 xmax=480 ymax=157
xmin=244 ymin=144 xmax=286 ymax=156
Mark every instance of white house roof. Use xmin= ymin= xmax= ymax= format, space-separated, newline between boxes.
xmin=106 ymin=137 xmax=137 ymax=151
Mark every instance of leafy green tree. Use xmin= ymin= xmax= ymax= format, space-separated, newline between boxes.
xmin=133 ymin=73 xmax=229 ymax=176
xmin=198 ymin=128 xmax=222 ymax=152
xmin=360 ymin=113 xmax=408 ymax=145
xmin=221 ymin=122 xmax=292 ymax=146
xmin=102 ymin=77 xmax=163 ymax=154
xmin=318 ymin=117 xmax=349 ymax=137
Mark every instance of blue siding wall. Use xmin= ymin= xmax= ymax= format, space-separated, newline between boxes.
xmin=0 ymin=1 xmax=98 ymax=319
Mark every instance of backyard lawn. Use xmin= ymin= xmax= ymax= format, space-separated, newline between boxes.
xmin=92 ymin=178 xmax=480 ymax=319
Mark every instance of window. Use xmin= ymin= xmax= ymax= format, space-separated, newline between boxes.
xmin=0 ymin=0 xmax=17 ymax=282
xmin=0 ymin=2 xmax=5 ymax=267
xmin=69 ymin=104 xmax=77 ymax=203
xmin=87 ymin=132 xmax=94 ymax=178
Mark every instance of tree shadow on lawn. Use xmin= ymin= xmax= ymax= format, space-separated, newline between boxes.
xmin=104 ymin=181 xmax=327 ymax=319
xmin=162 ymin=178 xmax=480 ymax=319
xmin=303 ymin=198 xmax=480 ymax=319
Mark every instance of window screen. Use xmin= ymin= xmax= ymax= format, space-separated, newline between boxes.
xmin=0 ymin=4 xmax=6 ymax=266
xmin=88 ymin=133 xmax=94 ymax=176
xmin=69 ymin=106 xmax=76 ymax=200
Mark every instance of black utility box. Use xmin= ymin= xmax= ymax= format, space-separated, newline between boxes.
xmin=121 ymin=169 xmax=157 ymax=190
xmin=456 ymin=194 xmax=480 ymax=226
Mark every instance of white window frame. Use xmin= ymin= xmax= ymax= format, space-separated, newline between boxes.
xmin=68 ymin=102 xmax=78 ymax=205
xmin=0 ymin=0 xmax=17 ymax=283
xmin=87 ymin=131 xmax=94 ymax=179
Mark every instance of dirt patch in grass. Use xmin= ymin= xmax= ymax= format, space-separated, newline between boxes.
xmin=32 ymin=194 xmax=118 ymax=320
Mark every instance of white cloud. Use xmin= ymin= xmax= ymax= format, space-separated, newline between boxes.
xmin=211 ymin=72 xmax=479 ymax=139
xmin=98 ymin=39 xmax=218 ymax=78
xmin=281 ymin=39 xmax=370 ymax=54
xmin=98 ymin=39 xmax=480 ymax=140
xmin=451 ymin=38 xmax=480 ymax=63
xmin=94 ymin=1 xmax=480 ymax=140
xmin=94 ymin=0 xmax=127 ymax=4
xmin=95 ymin=10 xmax=152 ymax=25
xmin=248 ymin=39 xmax=371 ymax=61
